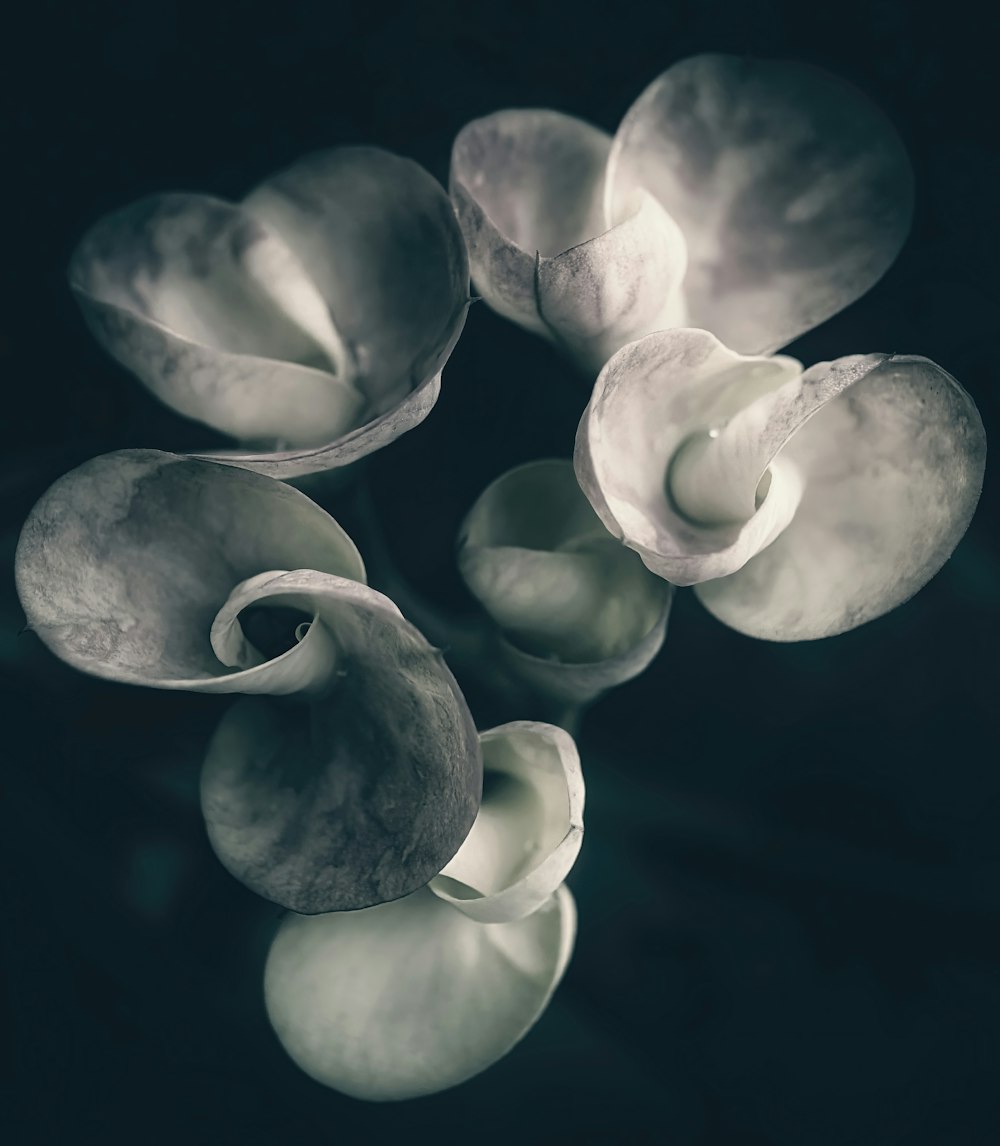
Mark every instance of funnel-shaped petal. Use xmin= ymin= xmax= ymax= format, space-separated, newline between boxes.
xmin=200 ymin=571 xmax=482 ymax=912
xmin=430 ymin=721 xmax=584 ymax=923
xmin=70 ymin=149 xmax=470 ymax=477
xmin=16 ymin=455 xmax=483 ymax=911
xmin=576 ymin=329 xmax=986 ymax=640
xmin=265 ymin=883 xmax=575 ymax=1101
xmin=451 ymin=110 xmax=686 ymax=373
xmin=607 ymin=54 xmax=914 ymax=354
xmin=458 ymin=459 xmax=672 ymax=701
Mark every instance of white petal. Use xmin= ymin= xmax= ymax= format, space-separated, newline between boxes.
xmin=430 ymin=721 xmax=584 ymax=923
xmin=608 ymin=54 xmax=914 ymax=353
xmin=459 ymin=459 xmax=672 ymax=699
xmin=200 ymin=571 xmax=482 ymax=913
xmin=452 ymin=110 xmax=686 ymax=370
xmin=264 ymin=884 xmax=575 ymax=1101
xmin=69 ymin=194 xmax=364 ymax=446
xmin=575 ymin=328 xmax=804 ymax=585
xmin=15 ymin=451 xmax=365 ymax=689
xmin=695 ymin=355 xmax=987 ymax=639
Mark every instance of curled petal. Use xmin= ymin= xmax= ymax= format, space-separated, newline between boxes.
xmin=451 ymin=111 xmax=685 ymax=372
xmin=607 ymin=53 xmax=914 ymax=353
xmin=575 ymin=328 xmax=804 ymax=585
xmin=69 ymin=194 xmax=364 ymax=446
xmin=201 ymin=570 xmax=482 ymax=912
xmin=265 ymin=884 xmax=575 ymax=1101
xmin=694 ymin=356 xmax=987 ymax=640
xmin=459 ymin=459 xmax=672 ymax=700
xmin=430 ymin=721 xmax=584 ymax=923
xmin=14 ymin=450 xmax=365 ymax=689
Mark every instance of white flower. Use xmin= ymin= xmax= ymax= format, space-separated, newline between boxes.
xmin=575 ymin=328 xmax=987 ymax=641
xmin=451 ymin=54 xmax=912 ymax=373
xmin=70 ymin=148 xmax=470 ymax=477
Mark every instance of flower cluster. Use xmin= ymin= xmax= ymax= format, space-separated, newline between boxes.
xmin=16 ymin=52 xmax=985 ymax=1101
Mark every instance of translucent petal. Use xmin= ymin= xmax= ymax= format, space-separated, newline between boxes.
xmin=69 ymin=194 xmax=364 ymax=446
xmin=430 ymin=721 xmax=584 ymax=923
xmin=458 ymin=459 xmax=672 ymax=699
xmin=14 ymin=450 xmax=365 ymax=689
xmin=695 ymin=356 xmax=987 ymax=639
xmin=451 ymin=110 xmax=685 ymax=371
xmin=607 ymin=54 xmax=914 ymax=353
xmin=200 ymin=571 xmax=482 ymax=913
xmin=575 ymin=328 xmax=804 ymax=585
xmin=265 ymin=884 xmax=575 ymax=1101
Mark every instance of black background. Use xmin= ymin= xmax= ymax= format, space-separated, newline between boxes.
xmin=2 ymin=1 xmax=999 ymax=1143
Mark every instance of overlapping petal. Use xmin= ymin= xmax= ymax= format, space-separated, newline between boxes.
xmin=607 ymin=54 xmax=914 ymax=355
xmin=264 ymin=721 xmax=582 ymax=1100
xmin=71 ymin=148 xmax=470 ymax=477
xmin=16 ymin=452 xmax=483 ymax=911
xmin=458 ymin=459 xmax=672 ymax=701
xmin=430 ymin=721 xmax=583 ymax=922
xmin=576 ymin=328 xmax=986 ymax=640
xmin=451 ymin=110 xmax=686 ymax=373
xmin=451 ymin=55 xmax=913 ymax=369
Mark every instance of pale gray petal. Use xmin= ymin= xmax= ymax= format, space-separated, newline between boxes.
xmin=459 ymin=459 xmax=672 ymax=699
xmin=200 ymin=571 xmax=482 ymax=913
xmin=265 ymin=884 xmax=575 ymax=1100
xmin=608 ymin=54 xmax=914 ymax=353
xmin=430 ymin=722 xmax=584 ymax=923
xmin=695 ymin=356 xmax=987 ymax=639
xmin=70 ymin=194 xmax=363 ymax=446
xmin=575 ymin=329 xmax=804 ymax=585
xmin=14 ymin=451 xmax=365 ymax=688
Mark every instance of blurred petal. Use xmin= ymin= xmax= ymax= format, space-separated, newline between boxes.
xmin=265 ymin=884 xmax=575 ymax=1101
xmin=575 ymin=328 xmax=804 ymax=585
xmin=69 ymin=194 xmax=364 ymax=446
xmin=607 ymin=54 xmax=914 ymax=353
xmin=241 ymin=147 xmax=469 ymax=415
xmin=201 ymin=570 xmax=482 ymax=912
xmin=695 ymin=355 xmax=987 ymax=640
xmin=451 ymin=110 xmax=685 ymax=370
xmin=430 ymin=721 xmax=584 ymax=923
xmin=15 ymin=450 xmax=365 ymax=689
xmin=459 ymin=459 xmax=672 ymax=700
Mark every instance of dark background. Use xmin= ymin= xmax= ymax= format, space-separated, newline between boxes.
xmin=2 ymin=1 xmax=999 ymax=1143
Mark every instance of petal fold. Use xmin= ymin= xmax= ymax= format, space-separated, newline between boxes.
xmin=200 ymin=571 xmax=482 ymax=912
xmin=15 ymin=450 xmax=365 ymax=688
xmin=430 ymin=721 xmax=584 ymax=923
xmin=459 ymin=459 xmax=671 ymax=700
xmin=695 ymin=356 xmax=987 ymax=640
xmin=607 ymin=53 xmax=914 ymax=354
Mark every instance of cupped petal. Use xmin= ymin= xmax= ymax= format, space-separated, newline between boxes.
xmin=14 ymin=450 xmax=365 ymax=689
xmin=200 ymin=570 xmax=482 ymax=913
xmin=575 ymin=328 xmax=804 ymax=585
xmin=452 ymin=110 xmax=688 ymax=372
xmin=694 ymin=355 xmax=987 ymax=640
xmin=264 ymin=884 xmax=575 ymax=1101
xmin=69 ymin=194 xmax=364 ymax=446
xmin=241 ymin=147 xmax=470 ymax=416
xmin=607 ymin=53 xmax=914 ymax=354
xmin=430 ymin=721 xmax=583 ymax=923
